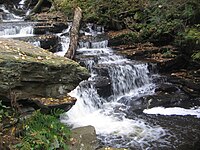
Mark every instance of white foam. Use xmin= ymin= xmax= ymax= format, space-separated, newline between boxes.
xmin=0 ymin=26 xmax=33 ymax=38
xmin=55 ymin=25 xmax=71 ymax=56
xmin=62 ymin=96 xmax=166 ymax=147
xmin=143 ymin=107 xmax=200 ymax=118
xmin=0 ymin=5 xmax=23 ymax=21
xmin=19 ymin=0 xmax=26 ymax=5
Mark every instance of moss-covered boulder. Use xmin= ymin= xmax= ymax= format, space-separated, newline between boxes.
xmin=0 ymin=38 xmax=89 ymax=101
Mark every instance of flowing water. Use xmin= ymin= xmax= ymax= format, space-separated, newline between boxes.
xmin=0 ymin=4 xmax=23 ymax=22
xmin=59 ymin=26 xmax=172 ymax=149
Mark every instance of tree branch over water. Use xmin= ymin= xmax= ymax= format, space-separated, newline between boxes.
xmin=65 ymin=7 xmax=82 ymax=59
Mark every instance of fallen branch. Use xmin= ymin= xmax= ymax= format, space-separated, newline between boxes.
xmin=65 ymin=7 xmax=82 ymax=59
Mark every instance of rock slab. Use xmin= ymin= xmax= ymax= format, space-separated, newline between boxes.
xmin=0 ymin=38 xmax=89 ymax=101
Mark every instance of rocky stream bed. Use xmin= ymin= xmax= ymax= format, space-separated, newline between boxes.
xmin=0 ymin=1 xmax=200 ymax=150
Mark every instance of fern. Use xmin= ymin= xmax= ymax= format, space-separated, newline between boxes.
xmin=192 ymin=51 xmax=200 ymax=61
xmin=17 ymin=110 xmax=70 ymax=150
xmin=50 ymin=108 xmax=65 ymax=118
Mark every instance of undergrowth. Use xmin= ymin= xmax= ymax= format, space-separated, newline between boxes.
xmin=15 ymin=110 xmax=70 ymax=150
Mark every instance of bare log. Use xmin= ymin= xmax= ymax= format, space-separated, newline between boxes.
xmin=65 ymin=7 xmax=82 ymax=59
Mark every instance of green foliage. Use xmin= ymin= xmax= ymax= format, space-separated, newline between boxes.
xmin=51 ymin=0 xmax=200 ymax=55
xmin=0 ymin=100 xmax=11 ymax=122
xmin=16 ymin=110 xmax=70 ymax=150
xmin=53 ymin=0 xmax=199 ymax=44
xmin=192 ymin=52 xmax=200 ymax=61
xmin=50 ymin=108 xmax=65 ymax=118
xmin=175 ymin=26 xmax=200 ymax=54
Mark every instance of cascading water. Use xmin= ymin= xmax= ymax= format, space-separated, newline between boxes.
xmin=0 ymin=3 xmax=34 ymax=38
xmin=0 ymin=23 xmax=34 ymax=38
xmin=55 ymin=23 xmax=72 ymax=56
xmin=0 ymin=4 xmax=23 ymax=22
xmin=60 ymin=32 xmax=170 ymax=149
xmin=19 ymin=0 xmax=26 ymax=9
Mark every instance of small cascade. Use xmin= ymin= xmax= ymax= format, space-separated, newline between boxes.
xmin=79 ymin=40 xmax=108 ymax=49
xmin=0 ymin=4 xmax=23 ymax=22
xmin=0 ymin=23 xmax=34 ymax=38
xmin=55 ymin=23 xmax=72 ymax=56
xmin=61 ymin=29 xmax=170 ymax=149
xmin=81 ymin=23 xmax=105 ymax=36
xmin=19 ymin=0 xmax=26 ymax=9
xmin=108 ymin=63 xmax=155 ymax=99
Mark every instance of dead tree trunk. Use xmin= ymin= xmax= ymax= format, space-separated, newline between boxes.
xmin=65 ymin=7 xmax=82 ymax=59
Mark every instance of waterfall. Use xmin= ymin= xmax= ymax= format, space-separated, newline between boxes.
xmin=108 ymin=63 xmax=155 ymax=99
xmin=55 ymin=23 xmax=72 ymax=56
xmin=0 ymin=4 xmax=23 ymax=22
xmin=0 ymin=24 xmax=34 ymax=38
xmin=19 ymin=0 xmax=26 ymax=9
xmin=60 ymin=37 xmax=169 ymax=149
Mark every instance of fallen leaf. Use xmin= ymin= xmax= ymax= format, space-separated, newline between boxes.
xmin=37 ymin=56 xmax=43 ymax=60
xmin=14 ymin=56 xmax=19 ymax=60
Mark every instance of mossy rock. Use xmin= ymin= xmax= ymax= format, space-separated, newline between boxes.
xmin=0 ymin=38 xmax=89 ymax=101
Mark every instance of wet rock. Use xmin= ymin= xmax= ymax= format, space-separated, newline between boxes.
xmin=168 ymin=70 xmax=200 ymax=97
xmin=0 ymin=38 xmax=89 ymax=102
xmin=38 ymin=34 xmax=59 ymax=52
xmin=26 ymin=12 xmax=68 ymax=34
xmin=15 ymin=34 xmax=61 ymax=53
xmin=69 ymin=125 xmax=99 ymax=150
xmin=28 ymin=11 xmax=67 ymax=23
xmin=127 ymin=91 xmax=189 ymax=112
xmin=157 ymin=55 xmax=187 ymax=72
xmin=155 ymin=83 xmax=179 ymax=93
xmin=93 ymin=76 xmax=112 ymax=98
xmin=93 ymin=65 xmax=110 ymax=77
xmin=146 ymin=92 xmax=189 ymax=108
xmin=108 ymin=29 xmax=134 ymax=46
xmin=26 ymin=95 xmax=77 ymax=113
xmin=33 ymin=22 xmax=68 ymax=34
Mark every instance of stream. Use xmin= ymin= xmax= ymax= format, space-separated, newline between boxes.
xmin=1 ymin=1 xmax=200 ymax=149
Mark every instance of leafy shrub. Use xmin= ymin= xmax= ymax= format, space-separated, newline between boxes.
xmin=175 ymin=27 xmax=200 ymax=54
xmin=192 ymin=52 xmax=200 ymax=61
xmin=16 ymin=110 xmax=70 ymax=150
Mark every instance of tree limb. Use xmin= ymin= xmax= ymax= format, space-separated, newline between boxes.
xmin=65 ymin=7 xmax=82 ymax=59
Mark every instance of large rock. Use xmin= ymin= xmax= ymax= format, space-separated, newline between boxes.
xmin=16 ymin=34 xmax=61 ymax=53
xmin=69 ymin=126 xmax=99 ymax=150
xmin=0 ymin=38 xmax=89 ymax=101
xmin=168 ymin=70 xmax=200 ymax=97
